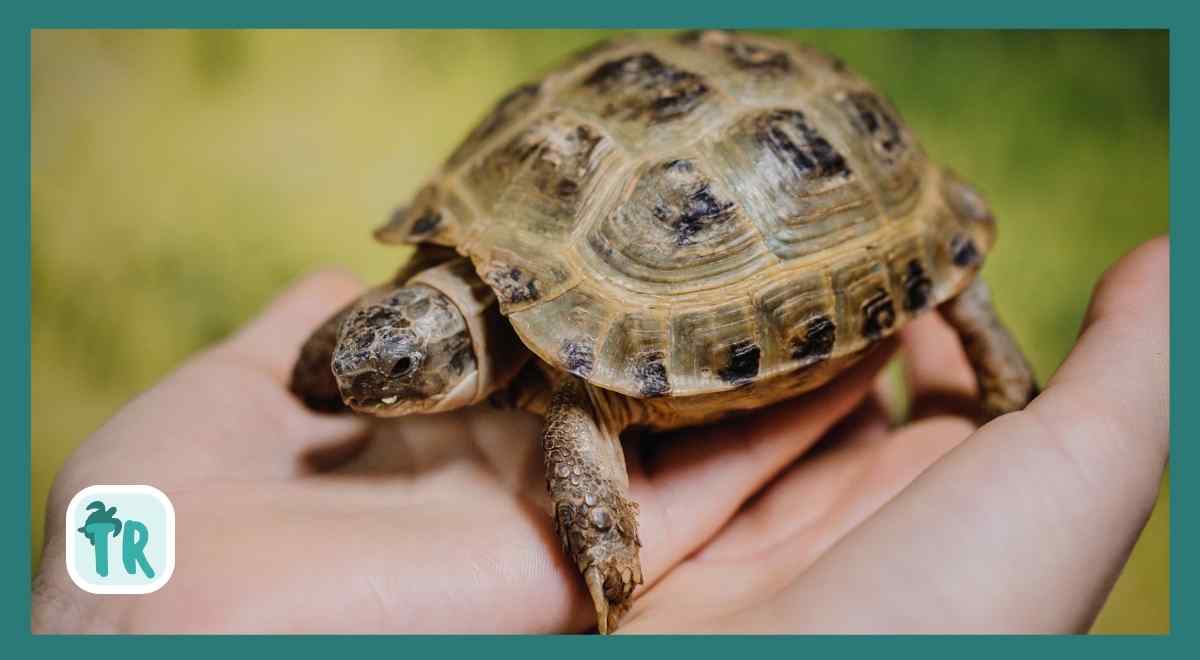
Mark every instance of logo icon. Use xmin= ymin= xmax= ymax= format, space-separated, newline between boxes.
xmin=65 ymin=485 xmax=175 ymax=594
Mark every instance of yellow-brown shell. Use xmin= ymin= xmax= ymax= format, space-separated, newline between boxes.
xmin=376 ymin=31 xmax=996 ymax=399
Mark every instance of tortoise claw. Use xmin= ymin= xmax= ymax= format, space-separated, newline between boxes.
xmin=585 ymin=566 xmax=612 ymax=634
xmin=582 ymin=553 xmax=642 ymax=634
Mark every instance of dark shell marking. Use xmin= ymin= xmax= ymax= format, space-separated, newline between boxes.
xmin=653 ymin=160 xmax=737 ymax=246
xmin=842 ymin=91 xmax=905 ymax=161
xmin=376 ymin=184 xmax=461 ymax=245
xmin=582 ymin=155 xmax=764 ymax=292
xmin=560 ymin=339 xmax=596 ymax=377
xmin=409 ymin=208 xmax=442 ymax=236
xmin=580 ymin=53 xmax=710 ymax=123
xmin=722 ymin=41 xmax=792 ymax=73
xmin=951 ymin=234 xmax=981 ymax=267
xmin=676 ymin=30 xmax=792 ymax=74
xmin=717 ymin=341 xmax=761 ymax=385
xmin=681 ymin=29 xmax=792 ymax=74
xmin=527 ymin=123 xmax=605 ymax=204
xmin=902 ymin=260 xmax=934 ymax=311
xmin=758 ymin=110 xmax=851 ymax=180
xmin=484 ymin=263 xmax=540 ymax=305
xmin=791 ymin=316 xmax=836 ymax=364
xmin=719 ymin=107 xmax=873 ymax=262
xmin=861 ymin=290 xmax=896 ymax=340
xmin=632 ymin=351 xmax=671 ymax=397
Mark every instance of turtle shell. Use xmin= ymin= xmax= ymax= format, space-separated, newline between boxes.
xmin=376 ymin=30 xmax=997 ymax=399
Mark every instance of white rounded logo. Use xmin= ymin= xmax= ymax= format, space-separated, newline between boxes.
xmin=64 ymin=485 xmax=176 ymax=595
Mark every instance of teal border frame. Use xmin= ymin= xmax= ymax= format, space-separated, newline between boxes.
xmin=10 ymin=0 xmax=1187 ymax=652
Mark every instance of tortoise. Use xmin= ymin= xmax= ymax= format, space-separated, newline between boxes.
xmin=289 ymin=30 xmax=1037 ymax=633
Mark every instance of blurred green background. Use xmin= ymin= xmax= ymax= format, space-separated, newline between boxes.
xmin=31 ymin=30 xmax=1168 ymax=632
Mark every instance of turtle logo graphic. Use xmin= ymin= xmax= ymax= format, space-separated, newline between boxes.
xmin=65 ymin=485 xmax=175 ymax=594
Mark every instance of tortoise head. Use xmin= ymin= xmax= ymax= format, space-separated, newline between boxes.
xmin=331 ymin=284 xmax=477 ymax=416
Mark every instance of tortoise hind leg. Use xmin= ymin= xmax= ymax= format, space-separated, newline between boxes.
xmin=542 ymin=376 xmax=643 ymax=634
xmin=940 ymin=278 xmax=1039 ymax=421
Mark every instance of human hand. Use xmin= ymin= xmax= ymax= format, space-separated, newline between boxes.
xmin=33 ymin=237 xmax=1166 ymax=634
xmin=620 ymin=237 xmax=1169 ymax=633
xmin=32 ymin=265 xmax=902 ymax=633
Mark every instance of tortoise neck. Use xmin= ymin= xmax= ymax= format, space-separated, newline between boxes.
xmin=406 ymin=256 xmax=529 ymax=405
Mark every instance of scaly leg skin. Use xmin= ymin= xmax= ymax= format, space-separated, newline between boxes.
xmin=542 ymin=376 xmax=643 ymax=634
xmin=290 ymin=302 xmax=356 ymax=413
xmin=940 ymin=278 xmax=1039 ymax=421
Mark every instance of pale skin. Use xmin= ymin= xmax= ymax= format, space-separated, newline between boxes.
xmin=32 ymin=236 xmax=1167 ymax=633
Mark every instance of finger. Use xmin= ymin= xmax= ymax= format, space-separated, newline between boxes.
xmin=698 ymin=414 xmax=971 ymax=566
xmin=627 ymin=341 xmax=899 ymax=591
xmin=624 ymin=413 xmax=972 ymax=632
xmin=901 ymin=311 xmax=978 ymax=421
xmin=760 ymin=236 xmax=1168 ymax=633
xmin=222 ymin=268 xmax=366 ymax=383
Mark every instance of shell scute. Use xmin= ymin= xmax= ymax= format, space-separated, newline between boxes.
xmin=562 ymin=49 xmax=730 ymax=152
xmin=581 ymin=156 xmax=774 ymax=295
xmin=597 ymin=312 xmax=673 ymax=398
xmin=709 ymin=107 xmax=881 ymax=262
xmin=508 ymin=287 xmax=614 ymax=379
xmin=824 ymin=89 xmax=925 ymax=215
xmin=676 ymin=30 xmax=794 ymax=77
xmin=670 ymin=31 xmax=821 ymax=104
xmin=669 ymin=299 xmax=762 ymax=391
xmin=445 ymin=82 xmax=541 ymax=170
xmin=577 ymin=52 xmax=711 ymax=125
xmin=754 ymin=271 xmax=837 ymax=371
xmin=928 ymin=168 xmax=997 ymax=280
xmin=471 ymin=112 xmax=614 ymax=239
xmin=472 ymin=231 xmax=579 ymax=313
xmin=882 ymin=234 xmax=935 ymax=313
xmin=827 ymin=251 xmax=903 ymax=347
xmin=374 ymin=183 xmax=471 ymax=247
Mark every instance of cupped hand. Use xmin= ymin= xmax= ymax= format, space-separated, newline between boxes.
xmin=32 ymin=237 xmax=1167 ymax=634
xmin=32 ymin=264 xmax=899 ymax=633
xmin=620 ymin=236 xmax=1169 ymax=633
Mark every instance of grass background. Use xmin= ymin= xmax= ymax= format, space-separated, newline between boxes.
xmin=31 ymin=29 xmax=1169 ymax=632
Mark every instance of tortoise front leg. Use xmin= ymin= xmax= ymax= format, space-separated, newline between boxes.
xmin=940 ymin=278 xmax=1039 ymax=421
xmin=542 ymin=376 xmax=643 ymax=634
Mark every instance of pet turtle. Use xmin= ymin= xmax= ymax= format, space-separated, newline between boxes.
xmin=289 ymin=30 xmax=1037 ymax=633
